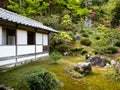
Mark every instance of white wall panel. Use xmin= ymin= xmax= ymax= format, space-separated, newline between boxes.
xmin=17 ymin=56 xmax=35 ymax=62
xmin=43 ymin=34 xmax=48 ymax=45
xmin=0 ymin=59 xmax=16 ymax=66
xmin=17 ymin=29 xmax=27 ymax=45
xmin=36 ymin=53 xmax=49 ymax=58
xmin=36 ymin=33 xmax=42 ymax=44
xmin=0 ymin=46 xmax=16 ymax=57
xmin=36 ymin=45 xmax=43 ymax=53
xmin=0 ymin=26 xmax=2 ymax=45
xmin=17 ymin=45 xmax=35 ymax=55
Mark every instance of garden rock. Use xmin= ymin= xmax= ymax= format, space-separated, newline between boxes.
xmin=117 ymin=62 xmax=120 ymax=74
xmin=0 ymin=84 xmax=14 ymax=90
xmin=87 ymin=56 xmax=106 ymax=67
xmin=74 ymin=62 xmax=92 ymax=74
xmin=110 ymin=60 xmax=116 ymax=66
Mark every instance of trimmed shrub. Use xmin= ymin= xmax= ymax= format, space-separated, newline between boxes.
xmin=81 ymin=49 xmax=88 ymax=55
xmin=95 ymin=36 xmax=100 ymax=40
xmin=116 ymin=57 xmax=120 ymax=62
xmin=106 ymin=46 xmax=118 ymax=54
xmin=55 ymin=44 xmax=69 ymax=53
xmin=115 ymin=41 xmax=120 ymax=47
xmin=70 ymin=47 xmax=84 ymax=52
xmin=81 ymin=33 xmax=89 ymax=37
xmin=80 ymin=38 xmax=92 ymax=46
xmin=26 ymin=69 xmax=63 ymax=90
xmin=80 ymin=30 xmax=85 ymax=33
xmin=50 ymin=52 xmax=62 ymax=63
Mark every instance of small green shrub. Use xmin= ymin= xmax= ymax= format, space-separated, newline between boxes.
xmin=50 ymin=52 xmax=62 ymax=63
xmin=81 ymin=33 xmax=89 ymax=37
xmin=116 ymin=57 xmax=120 ymax=61
xmin=115 ymin=41 xmax=120 ymax=47
xmin=106 ymin=46 xmax=118 ymax=54
xmin=81 ymin=49 xmax=88 ymax=55
xmin=92 ymin=50 xmax=98 ymax=55
xmin=88 ymin=31 xmax=93 ymax=34
xmin=105 ymin=67 xmax=120 ymax=82
xmin=95 ymin=36 xmax=100 ymax=40
xmin=105 ymin=58 xmax=111 ymax=64
xmin=55 ymin=44 xmax=69 ymax=53
xmin=80 ymin=38 xmax=92 ymax=46
xmin=70 ymin=47 xmax=84 ymax=52
xmin=26 ymin=69 xmax=63 ymax=90
xmin=80 ymin=30 xmax=85 ymax=33
xmin=69 ymin=32 xmax=76 ymax=41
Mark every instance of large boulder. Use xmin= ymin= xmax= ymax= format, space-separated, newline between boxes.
xmin=87 ymin=56 xmax=106 ymax=67
xmin=74 ymin=62 xmax=92 ymax=74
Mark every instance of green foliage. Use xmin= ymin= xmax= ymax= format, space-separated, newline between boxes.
xmin=80 ymin=38 xmax=92 ymax=46
xmin=50 ymin=31 xmax=73 ymax=53
xmin=25 ymin=69 xmax=63 ymax=90
xmin=54 ymin=31 xmax=73 ymax=43
xmin=80 ymin=30 xmax=85 ymax=33
xmin=115 ymin=41 xmax=120 ymax=47
xmin=105 ymin=67 xmax=120 ymax=82
xmin=69 ymin=31 xmax=76 ymax=42
xmin=70 ymin=47 xmax=84 ymax=52
xmin=95 ymin=36 xmax=100 ymax=40
xmin=105 ymin=58 xmax=111 ymax=64
xmin=8 ymin=0 xmax=49 ymax=16
xmin=106 ymin=46 xmax=118 ymax=54
xmin=116 ymin=57 xmax=120 ymax=61
xmin=81 ymin=49 xmax=88 ymax=55
xmin=55 ymin=44 xmax=69 ymax=53
xmin=50 ymin=52 xmax=62 ymax=63
xmin=81 ymin=33 xmax=89 ymax=37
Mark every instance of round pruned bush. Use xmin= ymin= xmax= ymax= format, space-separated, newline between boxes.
xmin=50 ymin=52 xmax=62 ymax=63
xmin=95 ymin=36 xmax=100 ymax=40
xmin=106 ymin=46 xmax=118 ymax=54
xmin=25 ymin=69 xmax=63 ymax=90
xmin=81 ymin=49 xmax=88 ymax=55
xmin=115 ymin=41 xmax=120 ymax=47
xmin=80 ymin=30 xmax=85 ymax=33
xmin=81 ymin=33 xmax=89 ymax=37
xmin=55 ymin=44 xmax=69 ymax=53
xmin=80 ymin=38 xmax=92 ymax=46
xmin=116 ymin=57 xmax=120 ymax=62
xmin=70 ymin=47 xmax=84 ymax=52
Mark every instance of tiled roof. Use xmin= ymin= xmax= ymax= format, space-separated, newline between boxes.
xmin=0 ymin=8 xmax=58 ymax=33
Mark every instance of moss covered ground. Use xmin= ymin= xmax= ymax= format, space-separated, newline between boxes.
xmin=0 ymin=56 xmax=120 ymax=90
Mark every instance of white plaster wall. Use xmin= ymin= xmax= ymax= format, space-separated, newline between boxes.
xmin=2 ymin=28 xmax=7 ymax=45
xmin=17 ymin=29 xmax=27 ymax=45
xmin=17 ymin=45 xmax=35 ymax=55
xmin=36 ymin=53 xmax=49 ymax=58
xmin=36 ymin=33 xmax=42 ymax=44
xmin=17 ymin=56 xmax=35 ymax=62
xmin=36 ymin=45 xmax=43 ymax=53
xmin=0 ymin=59 xmax=16 ymax=66
xmin=43 ymin=34 xmax=48 ymax=45
xmin=0 ymin=46 xmax=16 ymax=57
xmin=0 ymin=26 xmax=2 ymax=45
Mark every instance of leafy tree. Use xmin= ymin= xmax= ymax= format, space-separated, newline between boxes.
xmin=7 ymin=0 xmax=49 ymax=16
xmin=101 ymin=0 xmax=116 ymax=27
xmin=50 ymin=31 xmax=72 ymax=53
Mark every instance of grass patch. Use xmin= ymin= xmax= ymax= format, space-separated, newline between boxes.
xmin=0 ymin=57 xmax=120 ymax=90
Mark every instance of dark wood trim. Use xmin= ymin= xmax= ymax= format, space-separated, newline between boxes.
xmin=15 ymin=24 xmax=18 ymax=66
xmin=35 ymin=29 xmax=37 ymax=60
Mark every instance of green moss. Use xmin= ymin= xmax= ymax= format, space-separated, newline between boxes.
xmin=1 ymin=57 xmax=120 ymax=90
